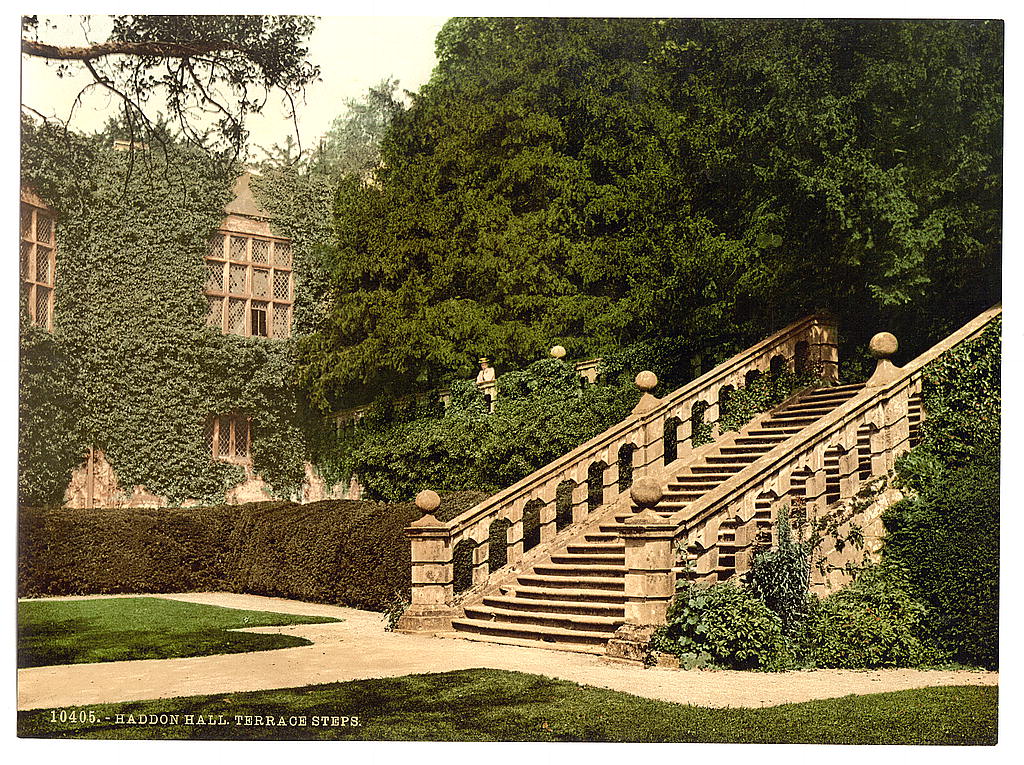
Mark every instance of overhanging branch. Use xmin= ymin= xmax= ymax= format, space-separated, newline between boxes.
xmin=22 ymin=37 xmax=244 ymax=61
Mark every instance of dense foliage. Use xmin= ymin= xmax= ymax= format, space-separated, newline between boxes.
xmin=302 ymin=18 xmax=1002 ymax=405
xmin=746 ymin=505 xmax=812 ymax=635
xmin=803 ymin=564 xmax=933 ymax=668
xmin=718 ymin=369 xmax=819 ymax=433
xmin=650 ymin=582 xmax=792 ymax=670
xmin=19 ymin=118 xmax=330 ymax=505
xmin=883 ymin=320 xmax=1000 ymax=668
xmin=344 ymin=358 xmax=639 ymax=501
xmin=18 ymin=492 xmax=486 ymax=611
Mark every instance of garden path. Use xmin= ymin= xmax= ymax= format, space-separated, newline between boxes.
xmin=17 ymin=592 xmax=997 ymax=711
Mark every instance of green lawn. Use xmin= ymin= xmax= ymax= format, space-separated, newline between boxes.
xmin=17 ymin=669 xmax=997 ymax=744
xmin=17 ymin=597 xmax=340 ymax=668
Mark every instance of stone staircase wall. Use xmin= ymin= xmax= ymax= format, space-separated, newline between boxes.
xmin=399 ymin=304 xmax=1000 ymax=654
xmin=397 ymin=313 xmax=839 ymax=633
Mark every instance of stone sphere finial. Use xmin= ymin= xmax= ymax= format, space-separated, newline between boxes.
xmin=635 ymin=370 xmax=658 ymax=392
xmin=869 ymin=332 xmax=898 ymax=359
xmin=550 ymin=345 xmax=566 ymax=359
xmin=630 ymin=477 xmax=663 ymax=510
xmin=415 ymin=489 xmax=441 ymax=515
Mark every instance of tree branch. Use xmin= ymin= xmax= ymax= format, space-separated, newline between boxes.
xmin=22 ymin=37 xmax=247 ymax=62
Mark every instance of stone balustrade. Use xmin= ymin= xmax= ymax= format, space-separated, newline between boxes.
xmin=670 ymin=304 xmax=1001 ymax=584
xmin=397 ymin=312 xmax=838 ymax=632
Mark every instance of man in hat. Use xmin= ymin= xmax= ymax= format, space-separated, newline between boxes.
xmin=475 ymin=357 xmax=496 ymax=384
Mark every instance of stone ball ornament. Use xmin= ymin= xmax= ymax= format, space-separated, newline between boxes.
xmin=635 ymin=370 xmax=658 ymax=392
xmin=415 ymin=489 xmax=441 ymax=515
xmin=550 ymin=345 xmax=567 ymax=359
xmin=869 ymin=332 xmax=898 ymax=359
xmin=630 ymin=477 xmax=664 ymax=509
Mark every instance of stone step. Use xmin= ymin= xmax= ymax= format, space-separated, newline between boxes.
xmin=533 ymin=562 xmax=626 ymax=577
xmin=788 ymin=398 xmax=849 ymax=410
xmin=770 ymin=410 xmax=831 ymax=422
xmin=747 ymin=426 xmax=803 ymax=436
xmin=509 ymin=585 xmax=626 ymax=603
xmin=705 ymin=454 xmax=761 ymax=464
xmin=442 ymin=628 xmax=608 ymax=655
xmin=804 ymin=383 xmax=863 ymax=395
xmin=783 ymin=400 xmax=845 ymax=412
xmin=672 ymin=474 xmax=731 ymax=483
xmin=516 ymin=573 xmax=625 ymax=591
xmin=583 ymin=533 xmax=620 ymax=543
xmin=482 ymin=595 xmax=625 ymax=617
xmin=719 ymin=444 xmax=776 ymax=454
xmin=666 ymin=495 xmax=705 ymax=504
xmin=463 ymin=604 xmax=622 ymax=633
xmin=549 ymin=553 xmax=626 ymax=566
xmin=566 ymin=542 xmax=624 ymax=554
xmin=762 ymin=416 xmax=818 ymax=427
xmin=451 ymin=617 xmax=615 ymax=646
xmin=733 ymin=434 xmax=790 ymax=444
xmin=691 ymin=464 xmax=743 ymax=474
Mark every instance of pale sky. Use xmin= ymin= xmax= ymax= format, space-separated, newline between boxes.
xmin=20 ymin=15 xmax=450 ymax=157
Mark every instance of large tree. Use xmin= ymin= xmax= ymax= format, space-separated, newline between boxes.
xmin=315 ymin=78 xmax=405 ymax=179
xmin=21 ymin=14 xmax=320 ymax=158
xmin=302 ymin=18 xmax=1002 ymax=407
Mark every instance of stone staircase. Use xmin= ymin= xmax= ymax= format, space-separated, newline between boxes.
xmin=449 ymin=382 xmax=864 ymax=652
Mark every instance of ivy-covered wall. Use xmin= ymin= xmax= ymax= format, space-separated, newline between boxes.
xmin=18 ymin=120 xmax=335 ymax=506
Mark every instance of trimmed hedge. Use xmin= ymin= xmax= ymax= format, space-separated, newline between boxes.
xmin=18 ymin=492 xmax=486 ymax=612
xmin=883 ymin=451 xmax=1000 ymax=668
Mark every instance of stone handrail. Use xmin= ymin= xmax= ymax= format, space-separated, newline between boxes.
xmin=667 ymin=304 xmax=1001 ymax=581
xmin=398 ymin=312 xmax=839 ymax=631
xmin=446 ymin=313 xmax=836 ymax=541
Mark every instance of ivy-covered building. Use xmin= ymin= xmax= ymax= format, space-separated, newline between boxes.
xmin=19 ymin=126 xmax=352 ymax=509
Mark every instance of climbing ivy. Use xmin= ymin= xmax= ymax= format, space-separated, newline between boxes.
xmin=883 ymin=317 xmax=1001 ymax=668
xmin=338 ymin=359 xmax=640 ymax=502
xmin=719 ymin=369 xmax=822 ymax=434
xmin=18 ymin=118 xmax=331 ymax=506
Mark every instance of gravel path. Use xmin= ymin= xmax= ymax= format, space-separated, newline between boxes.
xmin=17 ymin=592 xmax=997 ymax=711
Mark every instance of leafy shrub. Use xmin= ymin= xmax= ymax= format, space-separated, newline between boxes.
xmin=746 ymin=505 xmax=811 ymax=635
xmin=803 ymin=564 xmax=933 ymax=669
xmin=650 ymin=582 xmax=792 ymax=670
xmin=598 ymin=336 xmax=698 ymax=391
xmin=18 ymin=492 xmax=487 ymax=612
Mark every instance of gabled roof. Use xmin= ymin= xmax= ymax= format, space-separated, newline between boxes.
xmin=20 ymin=186 xmax=53 ymax=211
xmin=224 ymin=172 xmax=271 ymax=220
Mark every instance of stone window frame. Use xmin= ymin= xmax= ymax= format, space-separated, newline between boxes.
xmin=205 ymin=412 xmax=252 ymax=465
xmin=20 ymin=200 xmax=57 ymax=331
xmin=204 ymin=231 xmax=293 ymax=338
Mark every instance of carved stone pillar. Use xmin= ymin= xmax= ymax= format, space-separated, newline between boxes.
xmin=606 ymin=478 xmax=677 ymax=662
xmin=812 ymin=315 xmax=840 ymax=384
xmin=506 ymin=504 xmax=524 ymax=565
xmin=838 ymin=447 xmax=860 ymax=500
xmin=866 ymin=332 xmax=911 ymax=468
xmin=631 ymin=371 xmax=662 ymax=476
xmin=397 ymin=490 xmax=456 ymax=633
xmin=622 ymin=479 xmax=676 ymax=625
